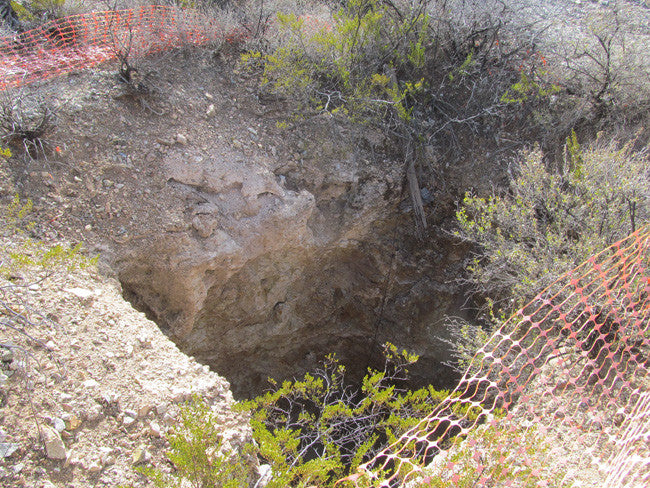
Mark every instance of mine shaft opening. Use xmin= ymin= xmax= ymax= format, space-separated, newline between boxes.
xmin=121 ymin=270 xmax=465 ymax=401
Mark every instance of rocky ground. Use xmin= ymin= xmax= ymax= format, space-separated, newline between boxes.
xmin=0 ymin=230 xmax=251 ymax=487
xmin=1 ymin=1 xmax=648 ymax=486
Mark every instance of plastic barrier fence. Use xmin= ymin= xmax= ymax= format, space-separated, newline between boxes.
xmin=2 ymin=8 xmax=647 ymax=485
xmin=0 ymin=6 xmax=240 ymax=90
xmin=343 ymin=226 xmax=649 ymax=487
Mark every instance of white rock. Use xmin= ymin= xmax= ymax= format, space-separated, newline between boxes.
xmin=132 ymin=444 xmax=151 ymax=465
xmin=176 ymin=134 xmax=188 ymax=145
xmin=82 ymin=379 xmax=99 ymax=388
xmin=257 ymin=464 xmax=273 ymax=488
xmin=64 ymin=287 xmax=94 ymax=299
xmin=41 ymin=425 xmax=67 ymax=460
xmin=98 ymin=447 xmax=114 ymax=465
xmin=148 ymin=421 xmax=162 ymax=437
xmin=206 ymin=104 xmax=216 ymax=117
xmin=60 ymin=393 xmax=73 ymax=402
xmin=86 ymin=460 xmax=102 ymax=473
xmin=52 ymin=418 xmax=66 ymax=432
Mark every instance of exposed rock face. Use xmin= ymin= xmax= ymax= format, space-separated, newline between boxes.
xmin=0 ymin=49 xmax=475 ymax=400
xmin=116 ymin=116 xmax=469 ymax=398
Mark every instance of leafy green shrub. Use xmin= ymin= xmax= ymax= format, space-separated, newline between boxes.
xmin=11 ymin=0 xmax=67 ymax=23
xmin=242 ymin=0 xmax=431 ymax=124
xmin=455 ymin=132 xmax=649 ymax=317
xmin=240 ymin=344 xmax=450 ymax=487
xmin=139 ymin=345 xmax=452 ymax=487
xmin=1 ymin=194 xmax=97 ymax=276
xmin=240 ymin=0 xmax=552 ymax=232
xmin=137 ymin=396 xmax=251 ymax=488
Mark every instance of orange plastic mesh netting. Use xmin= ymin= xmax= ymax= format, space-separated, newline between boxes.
xmin=0 ymin=6 xmax=244 ymax=91
xmin=2 ymin=8 xmax=648 ymax=486
xmin=342 ymin=226 xmax=650 ymax=487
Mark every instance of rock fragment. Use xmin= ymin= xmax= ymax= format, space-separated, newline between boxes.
xmin=41 ymin=425 xmax=67 ymax=460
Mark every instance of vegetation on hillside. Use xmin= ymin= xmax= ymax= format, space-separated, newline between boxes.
xmin=2 ymin=0 xmax=648 ymax=486
xmin=456 ymin=132 xmax=649 ymax=317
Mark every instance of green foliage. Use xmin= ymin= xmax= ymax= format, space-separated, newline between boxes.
xmin=501 ymin=70 xmax=560 ymax=104
xmin=138 ymin=396 xmax=250 ymax=488
xmin=242 ymin=0 xmax=431 ymax=123
xmin=1 ymin=194 xmax=98 ymax=276
xmin=136 ymin=345 xmax=583 ymax=487
xmin=142 ymin=346 xmax=451 ymax=488
xmin=12 ymin=0 xmax=66 ymax=21
xmin=455 ymin=134 xmax=649 ymax=316
xmin=239 ymin=344 xmax=449 ymax=487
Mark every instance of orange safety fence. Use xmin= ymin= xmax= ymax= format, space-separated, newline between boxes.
xmin=0 ymin=6 xmax=245 ymax=91
xmin=342 ymin=226 xmax=650 ymax=487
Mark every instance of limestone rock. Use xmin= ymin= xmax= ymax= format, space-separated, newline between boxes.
xmin=64 ymin=287 xmax=94 ymax=299
xmin=132 ymin=444 xmax=151 ymax=465
xmin=0 ymin=443 xmax=19 ymax=458
xmin=41 ymin=425 xmax=67 ymax=460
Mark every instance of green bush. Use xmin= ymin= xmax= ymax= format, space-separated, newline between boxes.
xmin=137 ymin=397 xmax=251 ymax=488
xmin=455 ymin=132 xmax=649 ymax=318
xmin=1 ymin=194 xmax=97 ymax=276
xmin=242 ymin=0 xmax=431 ymax=124
xmin=240 ymin=344 xmax=449 ymax=487
xmin=11 ymin=0 xmax=67 ymax=22
xmin=240 ymin=0 xmax=549 ymax=231
xmin=140 ymin=345 xmax=451 ymax=488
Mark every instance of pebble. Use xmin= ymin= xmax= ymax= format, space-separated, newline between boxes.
xmin=41 ymin=425 xmax=67 ymax=460
xmin=132 ymin=444 xmax=151 ymax=465
xmin=176 ymin=133 xmax=188 ymax=145
xmin=156 ymin=138 xmax=175 ymax=146
xmin=137 ymin=335 xmax=153 ymax=348
xmin=82 ymin=379 xmax=99 ymax=388
xmin=148 ymin=421 xmax=162 ymax=437
xmin=0 ymin=443 xmax=19 ymax=458
xmin=1 ymin=348 xmax=13 ymax=361
xmin=86 ymin=460 xmax=102 ymax=473
xmin=65 ymin=287 xmax=94 ymax=299
xmin=137 ymin=405 xmax=151 ymax=419
xmin=65 ymin=415 xmax=82 ymax=431
xmin=206 ymin=104 xmax=216 ymax=117
xmin=52 ymin=418 xmax=66 ymax=432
